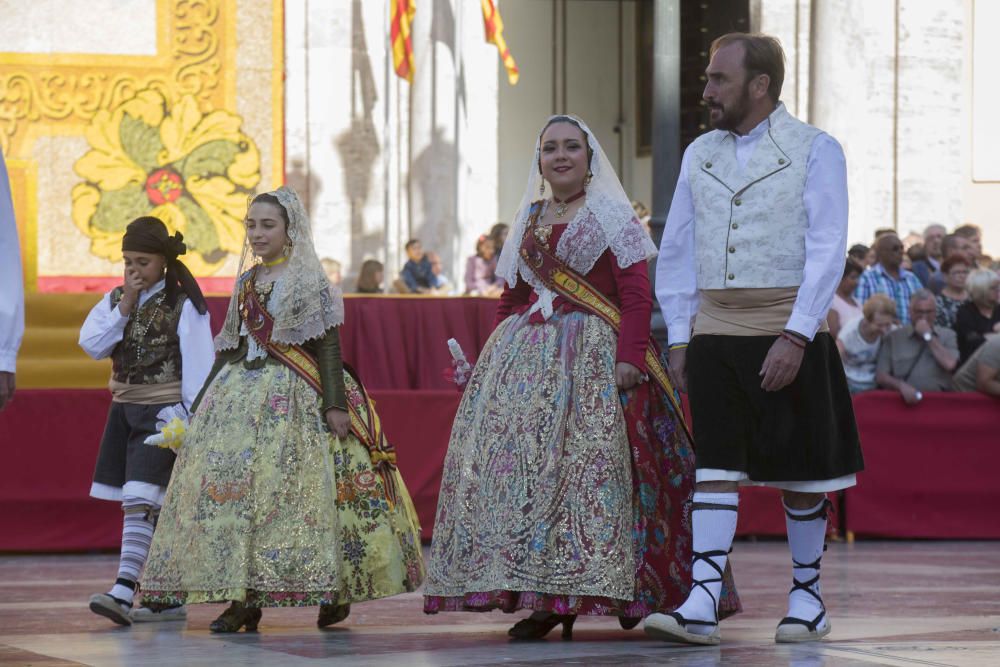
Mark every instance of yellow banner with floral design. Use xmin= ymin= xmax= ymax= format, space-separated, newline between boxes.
xmin=1 ymin=0 xmax=284 ymax=293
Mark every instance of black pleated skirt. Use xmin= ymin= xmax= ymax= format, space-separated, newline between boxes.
xmin=685 ymin=332 xmax=864 ymax=482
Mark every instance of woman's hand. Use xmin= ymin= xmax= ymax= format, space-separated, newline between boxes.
xmin=325 ymin=408 xmax=351 ymax=438
xmin=615 ymin=362 xmax=644 ymax=391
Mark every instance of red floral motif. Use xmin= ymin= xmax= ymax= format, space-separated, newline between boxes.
xmin=145 ymin=168 xmax=184 ymax=205
xmin=268 ymin=394 xmax=289 ymax=415
xmin=354 ymin=470 xmax=378 ymax=490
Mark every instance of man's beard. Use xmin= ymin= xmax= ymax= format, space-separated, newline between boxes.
xmin=708 ymin=85 xmax=752 ymax=132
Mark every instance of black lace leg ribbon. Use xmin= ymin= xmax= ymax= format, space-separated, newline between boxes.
xmin=671 ymin=547 xmax=732 ymax=629
xmin=783 ymin=498 xmax=833 ymax=522
xmin=777 ymin=547 xmax=829 ymax=631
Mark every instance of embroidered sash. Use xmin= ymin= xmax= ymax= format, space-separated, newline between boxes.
xmin=240 ymin=277 xmax=401 ymax=507
xmin=518 ymin=205 xmax=688 ymax=431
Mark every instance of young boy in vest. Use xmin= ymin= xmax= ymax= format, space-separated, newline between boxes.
xmin=79 ymin=217 xmax=214 ymax=625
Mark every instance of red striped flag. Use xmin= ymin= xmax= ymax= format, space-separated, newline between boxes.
xmin=482 ymin=0 xmax=519 ymax=85
xmin=391 ymin=0 xmax=416 ymax=82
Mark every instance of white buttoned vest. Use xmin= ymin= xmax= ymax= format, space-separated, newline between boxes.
xmin=687 ymin=105 xmax=823 ymax=289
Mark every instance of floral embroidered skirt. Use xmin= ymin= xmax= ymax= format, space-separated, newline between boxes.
xmin=423 ymin=309 xmax=739 ymax=618
xmin=141 ymin=359 xmax=425 ymax=608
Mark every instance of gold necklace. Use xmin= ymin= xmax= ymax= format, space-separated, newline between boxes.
xmin=552 ymin=189 xmax=586 ymax=218
xmin=261 ymin=255 xmax=287 ymax=275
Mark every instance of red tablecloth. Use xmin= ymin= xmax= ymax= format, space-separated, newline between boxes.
xmin=3 ymin=388 xmax=999 ymax=551
xmin=205 ymin=296 xmax=498 ymax=390
xmin=0 ymin=389 xmax=460 ymax=551
xmin=845 ymin=391 xmax=1000 ymax=538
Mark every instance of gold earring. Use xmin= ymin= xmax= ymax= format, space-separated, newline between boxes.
xmin=539 ymin=180 xmax=545 ymax=196
xmin=584 ymin=171 xmax=592 ymax=187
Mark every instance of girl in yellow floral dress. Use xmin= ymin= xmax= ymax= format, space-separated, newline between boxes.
xmin=141 ymin=187 xmax=424 ymax=632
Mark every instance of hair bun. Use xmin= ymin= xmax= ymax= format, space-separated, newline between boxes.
xmin=166 ymin=232 xmax=187 ymax=259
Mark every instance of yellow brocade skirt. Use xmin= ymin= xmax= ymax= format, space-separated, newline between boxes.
xmin=141 ymin=359 xmax=425 ymax=608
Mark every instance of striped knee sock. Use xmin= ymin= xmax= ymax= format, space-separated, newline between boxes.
xmin=109 ymin=496 xmax=159 ymax=604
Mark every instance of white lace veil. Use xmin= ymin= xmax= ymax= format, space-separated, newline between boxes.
xmin=494 ymin=114 xmax=658 ymax=318
xmin=215 ymin=186 xmax=345 ymax=351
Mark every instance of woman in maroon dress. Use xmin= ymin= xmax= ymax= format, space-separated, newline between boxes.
xmin=423 ymin=115 xmax=738 ymax=638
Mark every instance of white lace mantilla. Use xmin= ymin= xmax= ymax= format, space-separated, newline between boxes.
xmin=496 ymin=114 xmax=657 ymax=319
xmin=216 ymin=186 xmax=344 ymax=352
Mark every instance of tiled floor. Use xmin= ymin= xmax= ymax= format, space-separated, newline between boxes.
xmin=1 ymin=542 xmax=997 ymax=666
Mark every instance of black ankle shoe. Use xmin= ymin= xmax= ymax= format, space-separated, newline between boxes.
xmin=618 ymin=616 xmax=641 ymax=630
xmin=209 ymin=602 xmax=262 ymax=633
xmin=317 ymin=603 xmax=351 ymax=628
xmin=508 ymin=613 xmax=576 ymax=640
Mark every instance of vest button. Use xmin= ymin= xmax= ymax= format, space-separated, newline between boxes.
xmin=705 ymin=161 xmax=713 ymax=168
xmin=728 ymin=273 xmax=735 ymax=280
xmin=778 ymin=158 xmax=786 ymax=165
xmin=732 ymin=223 xmax=739 ymax=230
xmin=729 ymin=246 xmax=736 ymax=253
xmin=734 ymin=199 xmax=742 ymax=206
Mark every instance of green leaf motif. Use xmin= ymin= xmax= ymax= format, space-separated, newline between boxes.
xmin=119 ymin=113 xmax=165 ymax=174
xmin=91 ymin=185 xmax=150 ymax=233
xmin=176 ymin=140 xmax=242 ymax=182
xmin=176 ymin=195 xmax=220 ymax=254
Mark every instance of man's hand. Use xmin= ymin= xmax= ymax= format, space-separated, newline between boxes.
xmin=668 ymin=347 xmax=688 ymax=394
xmin=0 ymin=371 xmax=15 ymax=411
xmin=914 ymin=318 xmax=933 ymax=338
xmin=119 ymin=268 xmax=143 ymax=315
xmin=615 ymin=362 xmax=644 ymax=392
xmin=898 ymin=382 xmax=922 ymax=405
xmin=325 ymin=407 xmax=351 ymax=438
xmin=759 ymin=336 xmax=805 ymax=392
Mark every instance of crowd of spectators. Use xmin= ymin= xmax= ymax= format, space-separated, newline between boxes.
xmin=834 ymin=223 xmax=1000 ymax=399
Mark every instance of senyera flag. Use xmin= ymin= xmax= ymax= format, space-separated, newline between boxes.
xmin=482 ymin=0 xmax=519 ymax=85
xmin=391 ymin=0 xmax=416 ymax=82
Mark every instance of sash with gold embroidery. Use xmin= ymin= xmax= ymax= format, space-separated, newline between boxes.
xmin=240 ymin=276 xmax=401 ymax=507
xmin=518 ymin=204 xmax=688 ymax=430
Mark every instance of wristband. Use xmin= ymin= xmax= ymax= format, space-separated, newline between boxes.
xmin=668 ymin=343 xmax=689 ymax=351
xmin=780 ymin=332 xmax=806 ymax=349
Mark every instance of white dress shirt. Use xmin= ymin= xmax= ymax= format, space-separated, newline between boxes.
xmin=656 ymin=116 xmax=849 ymax=345
xmin=0 ymin=150 xmax=24 ymax=373
xmin=79 ymin=279 xmax=215 ymax=410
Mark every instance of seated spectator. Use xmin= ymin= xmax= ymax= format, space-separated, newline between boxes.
xmin=954 ymin=223 xmax=986 ymax=267
xmin=848 ymin=243 xmax=870 ymax=268
xmin=828 ymin=258 xmax=864 ymax=340
xmin=427 ymin=252 xmax=453 ymax=294
xmin=464 ymin=235 xmax=504 ymax=296
xmin=934 ymin=255 xmax=971 ymax=330
xmin=356 ymin=259 xmax=384 ymax=294
xmin=904 ymin=242 xmax=925 ymax=273
xmin=631 ymin=200 xmax=651 ymax=233
xmin=837 ymin=294 xmax=896 ymax=393
xmin=320 ymin=257 xmax=342 ymax=287
xmin=951 ymin=334 xmax=1000 ymax=396
xmin=928 ymin=233 xmax=976 ymax=294
xmin=876 ymin=289 xmax=960 ymax=403
xmin=911 ymin=224 xmax=946 ymax=287
xmin=489 ymin=223 xmax=510 ymax=257
xmin=953 ymin=269 xmax=1000 ymax=364
xmin=854 ymin=232 xmax=924 ymax=323
xmin=399 ymin=239 xmax=434 ymax=293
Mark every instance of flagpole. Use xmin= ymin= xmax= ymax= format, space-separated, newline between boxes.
xmin=383 ymin=0 xmax=393 ymax=292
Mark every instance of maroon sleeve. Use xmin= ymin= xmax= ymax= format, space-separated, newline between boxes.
xmin=612 ymin=256 xmax=652 ymax=372
xmin=493 ymin=277 xmax=532 ymax=328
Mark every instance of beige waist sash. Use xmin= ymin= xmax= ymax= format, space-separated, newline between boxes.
xmin=694 ymin=288 xmax=829 ymax=337
xmin=109 ymin=379 xmax=182 ymax=405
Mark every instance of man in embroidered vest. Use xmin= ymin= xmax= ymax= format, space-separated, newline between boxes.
xmin=646 ymin=32 xmax=864 ymax=646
